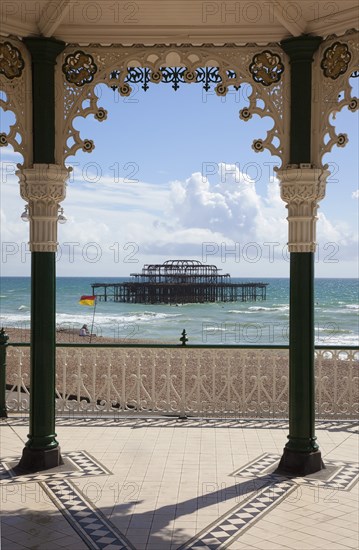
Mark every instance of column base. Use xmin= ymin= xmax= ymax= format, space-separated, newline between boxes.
xmin=276 ymin=447 xmax=325 ymax=476
xmin=17 ymin=446 xmax=63 ymax=473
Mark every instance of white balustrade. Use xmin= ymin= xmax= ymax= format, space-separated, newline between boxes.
xmin=5 ymin=347 xmax=358 ymax=419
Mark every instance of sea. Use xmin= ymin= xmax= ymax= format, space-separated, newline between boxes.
xmin=0 ymin=277 xmax=358 ymax=346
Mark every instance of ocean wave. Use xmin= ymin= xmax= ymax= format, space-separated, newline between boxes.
xmin=248 ymin=305 xmax=289 ymax=312
xmin=0 ymin=314 xmax=31 ymax=324
xmin=137 ymin=311 xmax=182 ymax=319
xmin=322 ymin=308 xmax=358 ymax=314
xmin=317 ymin=327 xmax=352 ymax=334
xmin=203 ymin=326 xmax=226 ymax=332
xmin=18 ymin=305 xmax=29 ymax=311
xmin=114 ymin=311 xmax=182 ymax=323
xmin=55 ymin=311 xmax=183 ymax=326
xmin=315 ymin=334 xmax=359 ymax=346
xmin=345 ymin=304 xmax=359 ymax=310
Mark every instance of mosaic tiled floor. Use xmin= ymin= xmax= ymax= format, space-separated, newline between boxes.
xmin=180 ymin=482 xmax=296 ymax=549
xmin=176 ymin=453 xmax=359 ymax=550
xmin=0 ymin=450 xmax=112 ymax=485
xmin=1 ymin=447 xmax=358 ymax=550
xmin=233 ymin=453 xmax=359 ymax=490
xmin=42 ymin=479 xmax=135 ymax=550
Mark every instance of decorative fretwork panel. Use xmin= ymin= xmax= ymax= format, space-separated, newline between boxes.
xmin=0 ymin=38 xmax=32 ymax=166
xmin=315 ymin=349 xmax=359 ymax=418
xmin=56 ymin=44 xmax=289 ymax=167
xmin=5 ymin=347 xmax=30 ymax=411
xmin=6 ymin=346 xmax=358 ymax=419
xmin=312 ymin=30 xmax=359 ymax=169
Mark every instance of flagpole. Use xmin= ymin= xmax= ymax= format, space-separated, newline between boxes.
xmin=89 ymin=297 xmax=97 ymax=343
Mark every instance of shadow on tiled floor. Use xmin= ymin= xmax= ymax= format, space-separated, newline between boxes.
xmin=1 ymin=417 xmax=358 ymax=550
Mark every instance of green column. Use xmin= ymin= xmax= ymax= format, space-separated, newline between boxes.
xmin=277 ymin=36 xmax=325 ymax=475
xmin=287 ymin=253 xmax=317 ymax=451
xmin=18 ymin=38 xmax=65 ymax=472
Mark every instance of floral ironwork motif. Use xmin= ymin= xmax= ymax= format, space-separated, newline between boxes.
xmin=150 ymin=70 xmax=162 ymax=83
xmin=249 ymin=51 xmax=284 ymax=86
xmin=62 ymin=51 xmax=97 ymax=87
xmin=60 ymin=44 xmax=288 ymax=167
xmin=215 ymin=83 xmax=227 ymax=96
xmin=312 ymin=33 xmax=358 ymax=168
xmin=82 ymin=139 xmax=95 ymax=152
xmin=110 ymin=66 xmax=238 ymax=93
xmin=252 ymin=139 xmax=264 ymax=152
xmin=321 ymin=42 xmax=352 ymax=80
xmin=94 ymin=108 xmax=107 ymax=121
xmin=239 ymin=108 xmax=252 ymax=120
xmin=336 ymin=133 xmax=348 ymax=147
xmin=348 ymin=98 xmax=357 ymax=111
xmin=0 ymin=39 xmax=31 ymax=165
xmin=0 ymin=41 xmax=25 ymax=79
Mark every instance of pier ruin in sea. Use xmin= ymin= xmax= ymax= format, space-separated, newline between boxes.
xmin=92 ymin=260 xmax=268 ymax=304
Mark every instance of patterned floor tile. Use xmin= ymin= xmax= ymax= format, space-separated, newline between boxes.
xmin=174 ymin=454 xmax=358 ymax=549
xmin=0 ymin=450 xmax=112 ymax=485
xmin=41 ymin=479 xmax=135 ymax=550
xmin=295 ymin=461 xmax=359 ymax=491
xmin=177 ymin=480 xmax=296 ymax=549
xmin=229 ymin=454 xmax=280 ymax=478
xmin=231 ymin=453 xmax=359 ymax=492
xmin=2 ymin=419 xmax=357 ymax=550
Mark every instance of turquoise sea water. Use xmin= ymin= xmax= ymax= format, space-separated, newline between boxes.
xmin=0 ymin=277 xmax=358 ymax=345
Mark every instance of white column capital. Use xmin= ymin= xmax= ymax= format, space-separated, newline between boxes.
xmin=17 ymin=164 xmax=70 ymax=252
xmin=277 ymin=164 xmax=330 ymax=253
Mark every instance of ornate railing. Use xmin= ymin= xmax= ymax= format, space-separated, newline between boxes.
xmin=5 ymin=344 xmax=359 ymax=419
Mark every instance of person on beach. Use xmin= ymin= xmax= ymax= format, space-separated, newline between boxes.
xmin=79 ymin=324 xmax=90 ymax=337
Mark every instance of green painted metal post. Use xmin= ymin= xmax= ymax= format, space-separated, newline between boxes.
xmin=18 ymin=38 xmax=65 ymax=472
xmin=180 ymin=329 xmax=188 ymax=346
xmin=277 ymin=36 xmax=325 ymax=475
xmin=0 ymin=328 xmax=9 ymax=418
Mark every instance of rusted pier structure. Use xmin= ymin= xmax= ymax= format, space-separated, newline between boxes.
xmin=92 ymin=260 xmax=268 ymax=304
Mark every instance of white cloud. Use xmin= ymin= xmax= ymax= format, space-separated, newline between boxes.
xmin=352 ymin=189 xmax=359 ymax=199
xmin=169 ymin=163 xmax=286 ymax=244
xmin=0 ymin=162 xmax=358 ymax=276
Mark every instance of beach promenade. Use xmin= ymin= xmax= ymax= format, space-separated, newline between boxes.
xmin=1 ymin=415 xmax=358 ymax=550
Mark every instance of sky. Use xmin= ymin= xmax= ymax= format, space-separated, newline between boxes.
xmin=0 ymin=75 xmax=358 ymax=278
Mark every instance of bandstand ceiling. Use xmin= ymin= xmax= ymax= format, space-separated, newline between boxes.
xmin=0 ymin=0 xmax=358 ymax=45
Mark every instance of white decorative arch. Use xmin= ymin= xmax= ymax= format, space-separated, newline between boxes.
xmin=55 ymin=43 xmax=290 ymax=169
xmin=312 ymin=30 xmax=359 ymax=170
xmin=0 ymin=38 xmax=32 ymax=167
